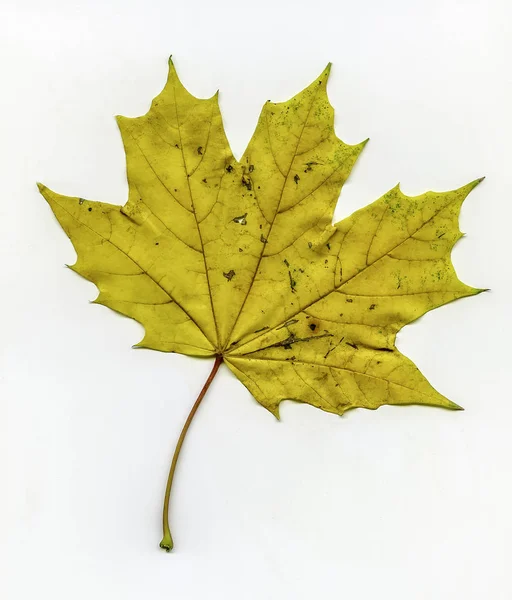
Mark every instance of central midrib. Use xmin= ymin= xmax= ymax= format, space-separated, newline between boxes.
xmin=172 ymin=83 xmax=222 ymax=349
xmin=221 ymin=82 xmax=324 ymax=351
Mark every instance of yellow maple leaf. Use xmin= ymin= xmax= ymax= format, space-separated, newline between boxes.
xmin=39 ymin=58 xmax=485 ymax=551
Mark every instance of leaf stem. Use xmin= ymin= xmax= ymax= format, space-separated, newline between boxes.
xmin=159 ymin=354 xmax=223 ymax=552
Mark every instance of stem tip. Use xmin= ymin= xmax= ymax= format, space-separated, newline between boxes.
xmin=159 ymin=534 xmax=174 ymax=552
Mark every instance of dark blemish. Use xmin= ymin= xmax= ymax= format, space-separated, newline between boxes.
xmin=309 ymin=323 xmax=317 ymax=331
xmin=223 ymin=270 xmax=236 ymax=281
xmin=88 ymin=207 xmax=92 ymax=212
xmin=260 ymin=234 xmax=267 ymax=243
xmin=339 ymin=313 xmax=343 ymax=317
xmin=277 ymin=319 xmax=299 ymax=330
xmin=324 ymin=336 xmax=344 ymax=360
xmin=377 ymin=347 xmax=393 ymax=352
xmin=288 ymin=271 xmax=296 ymax=292
xmin=238 ymin=248 xmax=243 ymax=252
xmin=304 ymin=161 xmax=319 ymax=172
xmin=339 ymin=266 xmax=343 ymax=279
xmin=376 ymin=361 xmax=382 ymax=365
xmin=326 ymin=243 xmax=331 ymax=250
xmin=286 ymin=356 xmax=296 ymax=361
xmin=78 ymin=198 xmax=84 ymax=205
xmin=346 ymin=342 xmax=358 ymax=350
xmin=308 ymin=241 xmax=312 ymax=248
xmin=269 ymin=332 xmax=333 ymax=351
xmin=174 ymin=188 xmax=178 ymax=192
xmin=202 ymin=178 xmax=207 ymax=184
xmin=294 ymin=174 xmax=300 ymax=185
xmin=283 ymin=259 xmax=290 ymax=267
xmin=155 ymin=242 xmax=159 ymax=246
xmin=346 ymin=298 xmax=353 ymax=303
xmin=254 ymin=326 xmax=269 ymax=333
xmin=324 ymin=259 xmax=328 ymax=264
xmin=197 ymin=146 xmax=203 ymax=155
xmin=258 ymin=186 xmax=261 ymax=190
xmin=369 ymin=304 xmax=376 ymax=310
xmin=175 ymin=144 xmax=179 ymax=148
xmin=438 ymin=232 xmax=446 ymax=239
xmin=249 ymin=164 xmax=254 ymax=172
xmin=230 ymin=340 xmax=239 ymax=347
xmin=241 ymin=174 xmax=252 ymax=191
xmin=299 ymin=268 xmax=304 ymax=273
xmin=233 ymin=213 xmax=247 ymax=225
xmin=259 ymin=224 xmax=263 ymax=230
xmin=306 ymin=315 xmax=311 ymax=319
xmin=226 ymin=165 xmax=233 ymax=173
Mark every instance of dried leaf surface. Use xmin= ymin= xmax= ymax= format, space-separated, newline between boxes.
xmin=40 ymin=59 xmax=484 ymax=418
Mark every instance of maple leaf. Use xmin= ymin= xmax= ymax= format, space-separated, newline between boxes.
xmin=39 ymin=58 xmax=485 ymax=551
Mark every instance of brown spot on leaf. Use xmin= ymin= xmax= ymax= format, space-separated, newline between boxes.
xmin=242 ymin=174 xmax=252 ymax=191
xmin=223 ymin=270 xmax=236 ymax=281
xmin=288 ymin=271 xmax=296 ymax=292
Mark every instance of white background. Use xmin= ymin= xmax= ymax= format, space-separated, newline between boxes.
xmin=2 ymin=1 xmax=511 ymax=598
